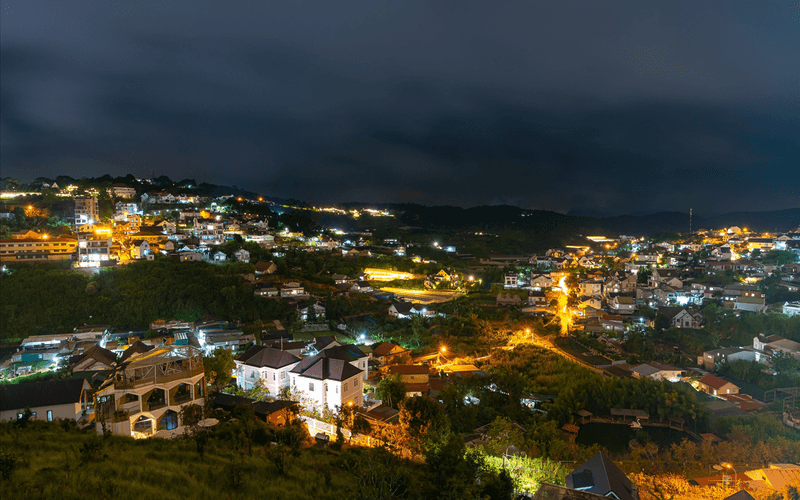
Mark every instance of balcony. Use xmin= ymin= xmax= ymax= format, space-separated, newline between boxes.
xmin=173 ymin=393 xmax=193 ymax=405
xmin=114 ymin=365 xmax=204 ymax=389
xmin=147 ymin=400 xmax=167 ymax=411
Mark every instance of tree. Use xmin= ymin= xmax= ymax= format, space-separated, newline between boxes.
xmin=398 ymin=396 xmax=450 ymax=455
xmin=306 ymin=303 xmax=317 ymax=323
xmin=484 ymin=416 xmax=525 ymax=457
xmin=204 ymin=349 xmax=235 ymax=391
xmin=179 ymin=403 xmax=205 ymax=437
xmin=376 ymin=374 xmax=406 ymax=409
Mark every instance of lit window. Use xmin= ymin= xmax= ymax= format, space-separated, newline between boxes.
xmin=47 ymin=410 xmax=53 ymax=422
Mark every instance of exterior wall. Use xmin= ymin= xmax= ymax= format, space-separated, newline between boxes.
xmin=699 ymin=382 xmax=739 ymax=396
xmin=0 ymin=238 xmax=78 ymax=262
xmin=291 ymin=375 xmax=363 ymax=412
xmin=95 ymin=371 xmax=206 ymax=439
xmin=1 ymin=402 xmax=82 ymax=422
xmin=236 ymin=362 xmax=297 ymax=395
xmin=351 ymin=358 xmax=369 ymax=381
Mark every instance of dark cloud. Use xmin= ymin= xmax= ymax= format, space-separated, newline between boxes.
xmin=1 ymin=0 xmax=798 ymax=215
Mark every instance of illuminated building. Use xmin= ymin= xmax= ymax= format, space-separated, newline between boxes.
xmin=0 ymin=237 xmax=78 ymax=262
xmin=363 ymin=268 xmax=416 ymax=281
xmin=74 ymin=196 xmax=99 ymax=226
xmin=112 ymin=184 xmax=136 ymax=198
xmin=76 ymin=231 xmax=113 ymax=266
xmin=94 ymin=346 xmax=206 ymax=439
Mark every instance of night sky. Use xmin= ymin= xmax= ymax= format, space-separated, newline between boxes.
xmin=2 ymin=1 xmax=798 ymax=215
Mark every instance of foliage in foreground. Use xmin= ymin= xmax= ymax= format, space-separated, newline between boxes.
xmin=0 ymin=417 xmax=517 ymax=500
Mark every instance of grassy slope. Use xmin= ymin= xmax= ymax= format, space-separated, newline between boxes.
xmin=1 ymin=422 xmax=356 ymax=499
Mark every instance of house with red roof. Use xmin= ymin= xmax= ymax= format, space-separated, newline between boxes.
xmin=697 ymin=373 xmax=740 ymax=397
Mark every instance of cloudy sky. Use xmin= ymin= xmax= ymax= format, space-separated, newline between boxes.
xmin=2 ymin=1 xmax=798 ymax=215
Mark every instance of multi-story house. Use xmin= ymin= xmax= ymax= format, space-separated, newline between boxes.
xmin=74 ymin=196 xmax=99 ymax=226
xmin=235 ymin=345 xmax=301 ymax=394
xmin=112 ymin=184 xmax=137 ymax=199
xmin=194 ymin=218 xmax=225 ymax=246
xmin=76 ymin=232 xmax=112 ymax=266
xmin=579 ymin=279 xmax=603 ymax=297
xmin=504 ymin=272 xmax=519 ymax=288
xmin=290 ymin=351 xmax=365 ymax=412
xmin=94 ymin=346 xmax=206 ymax=438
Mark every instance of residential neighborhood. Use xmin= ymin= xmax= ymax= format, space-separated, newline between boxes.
xmin=1 ymin=175 xmax=800 ymax=499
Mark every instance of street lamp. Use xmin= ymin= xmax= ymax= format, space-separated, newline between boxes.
xmin=713 ymin=463 xmax=737 ymax=488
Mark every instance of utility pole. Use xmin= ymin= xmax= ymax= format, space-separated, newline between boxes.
xmin=689 ymin=208 xmax=692 ymax=234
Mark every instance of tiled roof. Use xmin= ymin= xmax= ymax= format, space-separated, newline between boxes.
xmin=372 ymin=342 xmax=407 ymax=357
xmin=699 ymin=373 xmax=736 ymax=390
xmin=118 ymin=341 xmax=155 ymax=363
xmin=290 ymin=354 xmax=362 ymax=382
xmin=566 ymin=452 xmax=637 ymax=500
xmin=0 ymin=378 xmax=88 ymax=411
xmin=237 ymin=345 xmax=300 ymax=368
xmin=72 ymin=345 xmax=117 ymax=368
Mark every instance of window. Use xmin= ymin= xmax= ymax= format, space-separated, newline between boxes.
xmin=273 ymin=372 xmax=276 ymax=381
xmin=47 ymin=410 xmax=53 ymax=422
xmin=353 ymin=378 xmax=358 ymax=386
xmin=309 ymin=382 xmax=314 ymax=391
xmin=280 ymin=371 xmax=286 ymax=380
xmin=343 ymin=383 xmax=348 ymax=392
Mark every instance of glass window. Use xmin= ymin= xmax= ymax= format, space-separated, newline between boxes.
xmin=343 ymin=383 xmax=348 ymax=392
xmin=47 ymin=410 xmax=53 ymax=422
xmin=309 ymin=382 xmax=314 ymax=391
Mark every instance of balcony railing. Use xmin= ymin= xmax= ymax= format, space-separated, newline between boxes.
xmin=173 ymin=393 xmax=193 ymax=404
xmin=147 ymin=401 xmax=167 ymax=411
xmin=114 ymin=365 xmax=204 ymax=389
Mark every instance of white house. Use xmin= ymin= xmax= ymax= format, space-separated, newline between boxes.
xmin=630 ymin=362 xmax=683 ymax=382
xmin=350 ymin=281 xmax=372 ymax=293
xmin=233 ymin=248 xmax=250 ymax=263
xmin=212 ymin=250 xmax=227 ymax=263
xmin=235 ymin=345 xmax=301 ymax=394
xmin=388 ymin=302 xmax=419 ymax=319
xmin=504 ymin=272 xmax=519 ymax=288
xmin=290 ymin=352 xmax=365 ymax=411
xmin=609 ymin=295 xmax=635 ymax=314
xmin=130 ymin=240 xmax=151 ymax=260
xmin=783 ymin=301 xmax=800 ymax=317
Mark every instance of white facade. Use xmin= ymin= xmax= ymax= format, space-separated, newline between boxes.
xmin=236 ymin=361 xmax=298 ymax=395
xmin=783 ymin=301 xmax=800 ymax=317
xmin=291 ymin=373 xmax=363 ymax=412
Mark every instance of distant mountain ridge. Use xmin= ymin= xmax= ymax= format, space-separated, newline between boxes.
xmin=386 ymin=204 xmax=800 ymax=235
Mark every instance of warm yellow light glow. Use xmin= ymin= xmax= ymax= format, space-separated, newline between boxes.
xmin=440 ymin=346 xmax=446 ymax=353
xmin=363 ymin=268 xmax=417 ymax=281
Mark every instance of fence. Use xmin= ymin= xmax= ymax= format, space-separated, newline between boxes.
xmin=299 ymin=415 xmax=382 ymax=448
